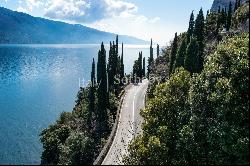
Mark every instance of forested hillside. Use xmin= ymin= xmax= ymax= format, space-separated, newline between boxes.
xmin=124 ymin=1 xmax=249 ymax=165
xmin=0 ymin=7 xmax=147 ymax=44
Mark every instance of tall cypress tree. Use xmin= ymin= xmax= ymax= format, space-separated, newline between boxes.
xmin=234 ymin=0 xmax=238 ymax=12
xmin=218 ymin=6 xmax=221 ymax=13
xmin=139 ymin=51 xmax=143 ymax=79
xmin=194 ymin=8 xmax=205 ymax=43
xmin=116 ymin=35 xmax=119 ymax=55
xmin=88 ymin=58 xmax=96 ymax=133
xmin=237 ymin=0 xmax=241 ymax=9
xmin=97 ymin=42 xmax=109 ymax=138
xmin=194 ymin=8 xmax=205 ymax=72
xmin=143 ymin=57 xmax=146 ymax=77
xmin=174 ymin=37 xmax=187 ymax=70
xmin=187 ymin=11 xmax=195 ymax=43
xmin=226 ymin=1 xmax=233 ymax=31
xmin=184 ymin=37 xmax=199 ymax=74
xmin=157 ymin=44 xmax=160 ymax=58
xmin=169 ymin=32 xmax=178 ymax=75
xmin=147 ymin=39 xmax=154 ymax=78
xmin=120 ymin=43 xmax=125 ymax=80
xmin=91 ymin=58 xmax=96 ymax=86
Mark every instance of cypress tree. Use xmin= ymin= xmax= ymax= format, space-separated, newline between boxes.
xmin=88 ymin=58 xmax=96 ymax=133
xmin=237 ymin=0 xmax=241 ymax=9
xmin=194 ymin=8 xmax=205 ymax=43
xmin=174 ymin=37 xmax=187 ymax=70
xmin=157 ymin=44 xmax=160 ymax=58
xmin=218 ymin=6 xmax=221 ymax=13
xmin=234 ymin=0 xmax=238 ymax=12
xmin=96 ymin=42 xmax=109 ymax=138
xmin=169 ymin=32 xmax=178 ymax=75
xmin=91 ymin=58 xmax=96 ymax=86
xmin=116 ymin=35 xmax=119 ymax=55
xmin=147 ymin=39 xmax=154 ymax=78
xmin=139 ymin=51 xmax=143 ymax=79
xmin=120 ymin=43 xmax=125 ymax=79
xmin=221 ymin=8 xmax=227 ymax=26
xmin=184 ymin=37 xmax=199 ymax=74
xmin=226 ymin=1 xmax=233 ymax=31
xmin=143 ymin=57 xmax=146 ymax=77
xmin=194 ymin=8 xmax=205 ymax=72
xmin=187 ymin=11 xmax=195 ymax=43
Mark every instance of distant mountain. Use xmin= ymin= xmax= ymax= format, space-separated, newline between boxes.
xmin=0 ymin=7 xmax=148 ymax=44
xmin=211 ymin=0 xmax=247 ymax=11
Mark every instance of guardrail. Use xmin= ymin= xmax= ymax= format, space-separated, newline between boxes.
xmin=93 ymin=84 xmax=131 ymax=165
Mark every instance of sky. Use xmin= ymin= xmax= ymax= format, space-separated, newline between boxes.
xmin=0 ymin=0 xmax=214 ymax=45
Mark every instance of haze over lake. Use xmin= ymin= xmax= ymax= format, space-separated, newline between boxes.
xmin=0 ymin=44 xmax=151 ymax=164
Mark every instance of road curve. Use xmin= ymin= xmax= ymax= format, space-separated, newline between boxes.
xmin=102 ymin=79 xmax=149 ymax=165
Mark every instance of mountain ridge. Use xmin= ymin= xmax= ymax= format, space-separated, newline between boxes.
xmin=0 ymin=7 xmax=148 ymax=44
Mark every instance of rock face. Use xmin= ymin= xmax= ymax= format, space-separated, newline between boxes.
xmin=211 ymin=0 xmax=246 ymax=11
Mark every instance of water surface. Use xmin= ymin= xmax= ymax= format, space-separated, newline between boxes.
xmin=0 ymin=44 xmax=151 ymax=164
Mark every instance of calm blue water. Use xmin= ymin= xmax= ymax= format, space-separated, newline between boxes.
xmin=0 ymin=44 xmax=151 ymax=164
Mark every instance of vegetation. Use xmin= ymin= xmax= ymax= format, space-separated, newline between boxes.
xmin=125 ymin=1 xmax=249 ymax=164
xmin=41 ymin=36 xmax=125 ymax=165
xmin=124 ymin=33 xmax=249 ymax=165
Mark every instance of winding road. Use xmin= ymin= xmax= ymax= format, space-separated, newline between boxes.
xmin=102 ymin=79 xmax=149 ymax=165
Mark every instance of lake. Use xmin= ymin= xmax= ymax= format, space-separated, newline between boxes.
xmin=0 ymin=44 xmax=151 ymax=164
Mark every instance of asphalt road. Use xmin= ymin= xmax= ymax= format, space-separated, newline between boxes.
xmin=102 ymin=80 xmax=149 ymax=165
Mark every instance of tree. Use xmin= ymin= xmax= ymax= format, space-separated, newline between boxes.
xmin=226 ymin=1 xmax=233 ymax=31
xmin=91 ymin=58 xmax=96 ymax=86
xmin=147 ymin=39 xmax=154 ymax=78
xmin=120 ymin=43 xmax=125 ymax=80
xmin=234 ymin=0 xmax=239 ymax=12
xmin=184 ymin=37 xmax=199 ymax=74
xmin=174 ymin=37 xmax=187 ymax=70
xmin=218 ymin=6 xmax=221 ymax=13
xmin=96 ymin=42 xmax=109 ymax=138
xmin=194 ymin=8 xmax=205 ymax=43
xmin=194 ymin=8 xmax=205 ymax=72
xmin=88 ymin=58 xmax=96 ymax=132
xmin=187 ymin=11 xmax=195 ymax=43
xmin=169 ymin=33 xmax=178 ymax=75
xmin=116 ymin=35 xmax=119 ymax=55
xmin=143 ymin=57 xmax=146 ymax=77
xmin=157 ymin=44 xmax=160 ymax=57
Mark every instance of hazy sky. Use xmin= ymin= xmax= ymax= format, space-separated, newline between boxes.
xmin=0 ymin=0 xmax=214 ymax=44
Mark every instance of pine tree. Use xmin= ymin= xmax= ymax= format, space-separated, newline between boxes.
xmin=187 ymin=11 xmax=195 ymax=43
xmin=174 ymin=37 xmax=187 ymax=70
xmin=169 ymin=32 xmax=178 ymax=75
xmin=184 ymin=37 xmax=199 ymax=74
xmin=226 ymin=1 xmax=233 ymax=31
xmin=157 ymin=44 xmax=160 ymax=58
xmin=96 ymin=42 xmax=109 ymax=138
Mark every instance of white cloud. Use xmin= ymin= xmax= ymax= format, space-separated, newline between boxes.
xmin=43 ymin=0 xmax=138 ymax=23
